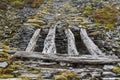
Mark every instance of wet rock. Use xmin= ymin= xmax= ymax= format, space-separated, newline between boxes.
xmin=0 ymin=62 xmax=8 ymax=68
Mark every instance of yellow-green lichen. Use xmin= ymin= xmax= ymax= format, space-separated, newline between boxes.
xmin=54 ymin=71 xmax=81 ymax=80
xmin=29 ymin=70 xmax=40 ymax=74
xmin=93 ymin=6 xmax=118 ymax=30
xmin=55 ymin=75 xmax=67 ymax=80
xmin=112 ymin=67 xmax=120 ymax=74
xmin=0 ymin=74 xmax=14 ymax=78
xmin=18 ymin=76 xmax=32 ymax=80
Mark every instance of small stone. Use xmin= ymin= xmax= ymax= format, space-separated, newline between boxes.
xmin=102 ymin=71 xmax=118 ymax=77
xmin=60 ymin=62 xmax=67 ymax=66
xmin=91 ymin=72 xmax=101 ymax=77
xmin=103 ymin=65 xmax=115 ymax=71
xmin=0 ymin=62 xmax=8 ymax=68
xmin=21 ymin=73 xmax=40 ymax=77
xmin=39 ymin=62 xmax=56 ymax=66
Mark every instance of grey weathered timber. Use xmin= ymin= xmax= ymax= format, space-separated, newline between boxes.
xmin=42 ymin=24 xmax=57 ymax=54
xmin=102 ymin=77 xmax=120 ymax=80
xmin=26 ymin=29 xmax=41 ymax=52
xmin=13 ymin=51 xmax=120 ymax=64
xmin=80 ymin=28 xmax=104 ymax=56
xmin=65 ymin=29 xmax=79 ymax=55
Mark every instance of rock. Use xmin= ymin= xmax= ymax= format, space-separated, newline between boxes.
xmin=21 ymin=73 xmax=40 ymax=78
xmin=102 ymin=71 xmax=119 ymax=77
xmin=41 ymin=73 xmax=52 ymax=79
xmin=0 ymin=62 xmax=8 ymax=68
xmin=38 ymin=62 xmax=57 ymax=66
xmin=102 ymin=77 xmax=120 ymax=80
xmin=103 ymin=65 xmax=116 ymax=71
xmin=90 ymin=72 xmax=101 ymax=77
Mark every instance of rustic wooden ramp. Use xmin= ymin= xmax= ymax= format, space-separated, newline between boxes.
xmin=12 ymin=24 xmax=120 ymax=64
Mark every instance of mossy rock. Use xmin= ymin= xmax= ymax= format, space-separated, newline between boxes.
xmin=10 ymin=0 xmax=24 ymax=8
xmin=18 ymin=76 xmax=32 ymax=80
xmin=112 ymin=67 xmax=120 ymax=74
xmin=55 ymin=71 xmax=81 ymax=80
xmin=54 ymin=75 xmax=67 ymax=80
xmin=93 ymin=6 xmax=118 ymax=25
xmin=0 ymin=74 xmax=14 ymax=78
xmin=0 ymin=44 xmax=10 ymax=50
xmin=29 ymin=70 xmax=40 ymax=74
xmin=0 ymin=0 xmax=45 ymax=9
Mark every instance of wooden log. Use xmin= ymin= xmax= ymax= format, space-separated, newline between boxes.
xmin=102 ymin=77 xmax=120 ymax=80
xmin=42 ymin=23 xmax=57 ymax=54
xmin=13 ymin=51 xmax=120 ymax=64
xmin=26 ymin=29 xmax=41 ymax=52
xmin=65 ymin=29 xmax=79 ymax=55
xmin=80 ymin=28 xmax=104 ymax=56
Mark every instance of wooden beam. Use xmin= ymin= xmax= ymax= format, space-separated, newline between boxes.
xmin=65 ymin=29 xmax=79 ymax=55
xmin=13 ymin=51 xmax=120 ymax=64
xmin=26 ymin=29 xmax=41 ymax=52
xmin=42 ymin=23 xmax=57 ymax=54
xmin=80 ymin=28 xmax=104 ymax=56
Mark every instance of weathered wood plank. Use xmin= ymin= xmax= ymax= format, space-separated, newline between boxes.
xmin=80 ymin=28 xmax=104 ymax=56
xmin=42 ymin=23 xmax=57 ymax=54
xmin=26 ymin=29 xmax=41 ymax=52
xmin=65 ymin=28 xmax=79 ymax=55
xmin=13 ymin=51 xmax=120 ymax=64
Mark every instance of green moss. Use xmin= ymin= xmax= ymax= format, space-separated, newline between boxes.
xmin=10 ymin=0 xmax=24 ymax=8
xmin=93 ymin=6 xmax=118 ymax=24
xmin=112 ymin=67 xmax=120 ymax=74
xmin=0 ymin=44 xmax=10 ymax=50
xmin=55 ymin=75 xmax=67 ymax=80
xmin=105 ymin=24 xmax=115 ymax=30
xmin=55 ymin=71 xmax=81 ymax=80
xmin=18 ymin=77 xmax=32 ymax=80
xmin=83 ymin=5 xmax=93 ymax=16
xmin=29 ymin=70 xmax=40 ymax=74
xmin=0 ymin=68 xmax=3 ymax=74
xmin=0 ymin=52 xmax=10 ymax=59
xmin=0 ymin=74 xmax=14 ymax=78
xmin=0 ymin=0 xmax=45 ymax=9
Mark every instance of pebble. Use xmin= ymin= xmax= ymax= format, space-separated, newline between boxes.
xmin=0 ymin=62 xmax=8 ymax=68
xmin=102 ymin=72 xmax=117 ymax=77
xmin=21 ymin=73 xmax=40 ymax=77
xmin=103 ymin=65 xmax=116 ymax=71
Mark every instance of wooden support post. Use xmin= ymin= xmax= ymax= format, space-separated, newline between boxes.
xmin=42 ymin=23 xmax=57 ymax=54
xmin=65 ymin=28 xmax=79 ymax=55
xmin=26 ymin=29 xmax=41 ymax=52
xmin=80 ymin=28 xmax=104 ymax=56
